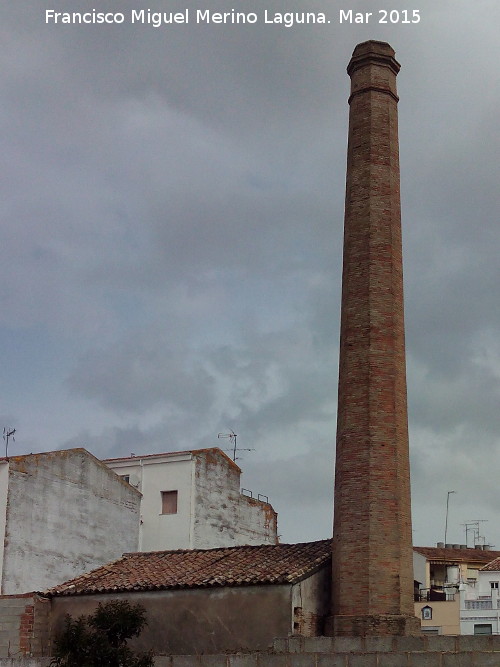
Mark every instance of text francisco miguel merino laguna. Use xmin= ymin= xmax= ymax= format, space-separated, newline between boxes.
xmin=45 ymin=8 xmax=331 ymax=27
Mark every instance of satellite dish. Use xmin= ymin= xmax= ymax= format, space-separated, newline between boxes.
xmin=129 ymin=474 xmax=141 ymax=489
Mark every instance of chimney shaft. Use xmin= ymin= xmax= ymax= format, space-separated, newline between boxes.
xmin=330 ymin=41 xmax=419 ymax=637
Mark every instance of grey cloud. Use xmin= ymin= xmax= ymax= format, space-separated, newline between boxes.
xmin=67 ymin=329 xmax=216 ymax=415
xmin=1 ymin=0 xmax=500 ymax=546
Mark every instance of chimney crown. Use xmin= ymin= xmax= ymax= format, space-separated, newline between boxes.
xmin=347 ymin=40 xmax=401 ymax=77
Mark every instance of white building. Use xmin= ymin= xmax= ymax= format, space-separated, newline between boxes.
xmin=413 ymin=544 xmax=500 ymax=635
xmin=0 ymin=449 xmax=141 ymax=594
xmin=104 ymin=448 xmax=278 ymax=551
xmin=460 ymin=556 xmax=500 ymax=635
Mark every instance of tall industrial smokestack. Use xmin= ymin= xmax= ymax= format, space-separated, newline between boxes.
xmin=330 ymin=41 xmax=420 ymax=636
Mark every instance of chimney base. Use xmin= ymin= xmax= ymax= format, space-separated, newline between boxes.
xmin=325 ymin=614 xmax=421 ymax=637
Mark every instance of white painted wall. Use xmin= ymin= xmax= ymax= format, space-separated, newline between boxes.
xmin=192 ymin=450 xmax=278 ymax=549
xmin=413 ymin=551 xmax=427 ymax=588
xmin=106 ymin=453 xmax=194 ymax=551
xmin=460 ymin=569 xmax=500 ymax=634
xmin=106 ymin=449 xmax=278 ymax=551
xmin=1 ymin=449 xmax=140 ymax=594
xmin=0 ymin=463 xmax=9 ymax=587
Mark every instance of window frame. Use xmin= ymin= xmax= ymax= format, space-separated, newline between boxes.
xmin=161 ymin=490 xmax=178 ymax=515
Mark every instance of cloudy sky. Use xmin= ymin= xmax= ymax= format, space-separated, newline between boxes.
xmin=1 ymin=0 xmax=499 ymax=547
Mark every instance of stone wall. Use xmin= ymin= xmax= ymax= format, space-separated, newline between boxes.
xmin=155 ymin=635 xmax=500 ymax=664
xmin=5 ymin=635 xmax=500 ymax=666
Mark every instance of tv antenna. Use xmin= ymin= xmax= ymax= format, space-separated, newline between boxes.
xmin=462 ymin=520 xmax=488 ymax=548
xmin=3 ymin=428 xmax=16 ymax=457
xmin=218 ymin=430 xmax=254 ymax=462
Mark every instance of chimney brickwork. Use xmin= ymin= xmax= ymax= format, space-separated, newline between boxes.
xmin=331 ymin=41 xmax=420 ymax=637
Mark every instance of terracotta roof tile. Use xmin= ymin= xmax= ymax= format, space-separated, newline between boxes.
xmin=413 ymin=546 xmax=500 ymax=564
xmin=480 ymin=557 xmax=500 ymax=571
xmin=44 ymin=539 xmax=332 ymax=597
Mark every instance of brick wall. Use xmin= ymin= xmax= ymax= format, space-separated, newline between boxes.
xmin=0 ymin=595 xmax=50 ymax=658
xmin=331 ymin=40 xmax=418 ymax=635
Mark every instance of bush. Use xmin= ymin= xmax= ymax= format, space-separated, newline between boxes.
xmin=50 ymin=600 xmax=154 ymax=667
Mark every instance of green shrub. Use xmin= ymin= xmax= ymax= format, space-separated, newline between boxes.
xmin=50 ymin=600 xmax=154 ymax=667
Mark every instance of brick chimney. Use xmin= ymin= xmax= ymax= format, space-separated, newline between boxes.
xmin=330 ymin=41 xmax=420 ymax=636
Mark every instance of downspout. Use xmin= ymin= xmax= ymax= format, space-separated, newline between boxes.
xmin=138 ymin=457 xmax=144 ymax=551
xmin=189 ymin=453 xmax=196 ymax=548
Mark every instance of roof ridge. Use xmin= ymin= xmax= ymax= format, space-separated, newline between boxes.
xmin=122 ymin=537 xmax=331 ymax=558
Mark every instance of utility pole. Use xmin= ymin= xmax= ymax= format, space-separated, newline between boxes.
xmin=444 ymin=490 xmax=456 ymax=545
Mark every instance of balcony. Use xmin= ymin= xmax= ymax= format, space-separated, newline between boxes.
xmin=415 ymin=588 xmax=456 ymax=602
xmin=464 ymin=599 xmax=500 ymax=610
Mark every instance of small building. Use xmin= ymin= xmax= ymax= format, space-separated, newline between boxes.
xmin=104 ymin=448 xmax=278 ymax=550
xmin=0 ymin=448 xmax=141 ymax=594
xmin=44 ymin=539 xmax=331 ymax=655
xmin=460 ymin=556 xmax=500 ymax=635
xmin=413 ymin=544 xmax=500 ymax=635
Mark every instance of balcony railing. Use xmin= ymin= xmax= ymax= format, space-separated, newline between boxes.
xmin=415 ymin=589 xmax=455 ymax=602
xmin=464 ymin=599 xmax=500 ymax=610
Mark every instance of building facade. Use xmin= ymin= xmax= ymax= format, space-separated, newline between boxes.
xmin=0 ymin=449 xmax=141 ymax=594
xmin=460 ymin=556 xmax=500 ymax=635
xmin=104 ymin=448 xmax=278 ymax=550
xmin=413 ymin=545 xmax=500 ymax=635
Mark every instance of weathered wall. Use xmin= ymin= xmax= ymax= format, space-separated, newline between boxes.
xmin=0 ymin=594 xmax=50 ymax=658
xmin=0 ymin=465 xmax=9 ymax=588
xmin=7 ymin=635 xmax=500 ymax=666
xmin=105 ymin=449 xmax=277 ymax=551
xmin=193 ymin=450 xmax=278 ymax=548
xmin=0 ymin=660 xmax=51 ymax=667
xmin=50 ymin=586 xmax=293 ymax=654
xmin=1 ymin=449 xmax=140 ymax=594
xmin=413 ymin=551 xmax=427 ymax=588
xmin=291 ymin=568 xmax=330 ymax=636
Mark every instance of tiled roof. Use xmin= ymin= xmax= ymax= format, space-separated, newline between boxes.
xmin=480 ymin=557 xmax=500 ymax=572
xmin=45 ymin=539 xmax=332 ymax=597
xmin=414 ymin=546 xmax=500 ymax=564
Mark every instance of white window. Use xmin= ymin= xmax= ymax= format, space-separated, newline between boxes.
xmin=491 ymin=582 xmax=499 ymax=590
xmin=161 ymin=490 xmax=178 ymax=514
xmin=474 ymin=624 xmax=492 ymax=635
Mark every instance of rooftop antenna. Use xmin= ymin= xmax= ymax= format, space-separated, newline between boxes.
xmin=444 ymin=490 xmax=456 ymax=545
xmin=3 ymin=428 xmax=16 ymax=458
xmin=218 ymin=430 xmax=254 ymax=462
xmin=462 ymin=520 xmax=488 ymax=548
